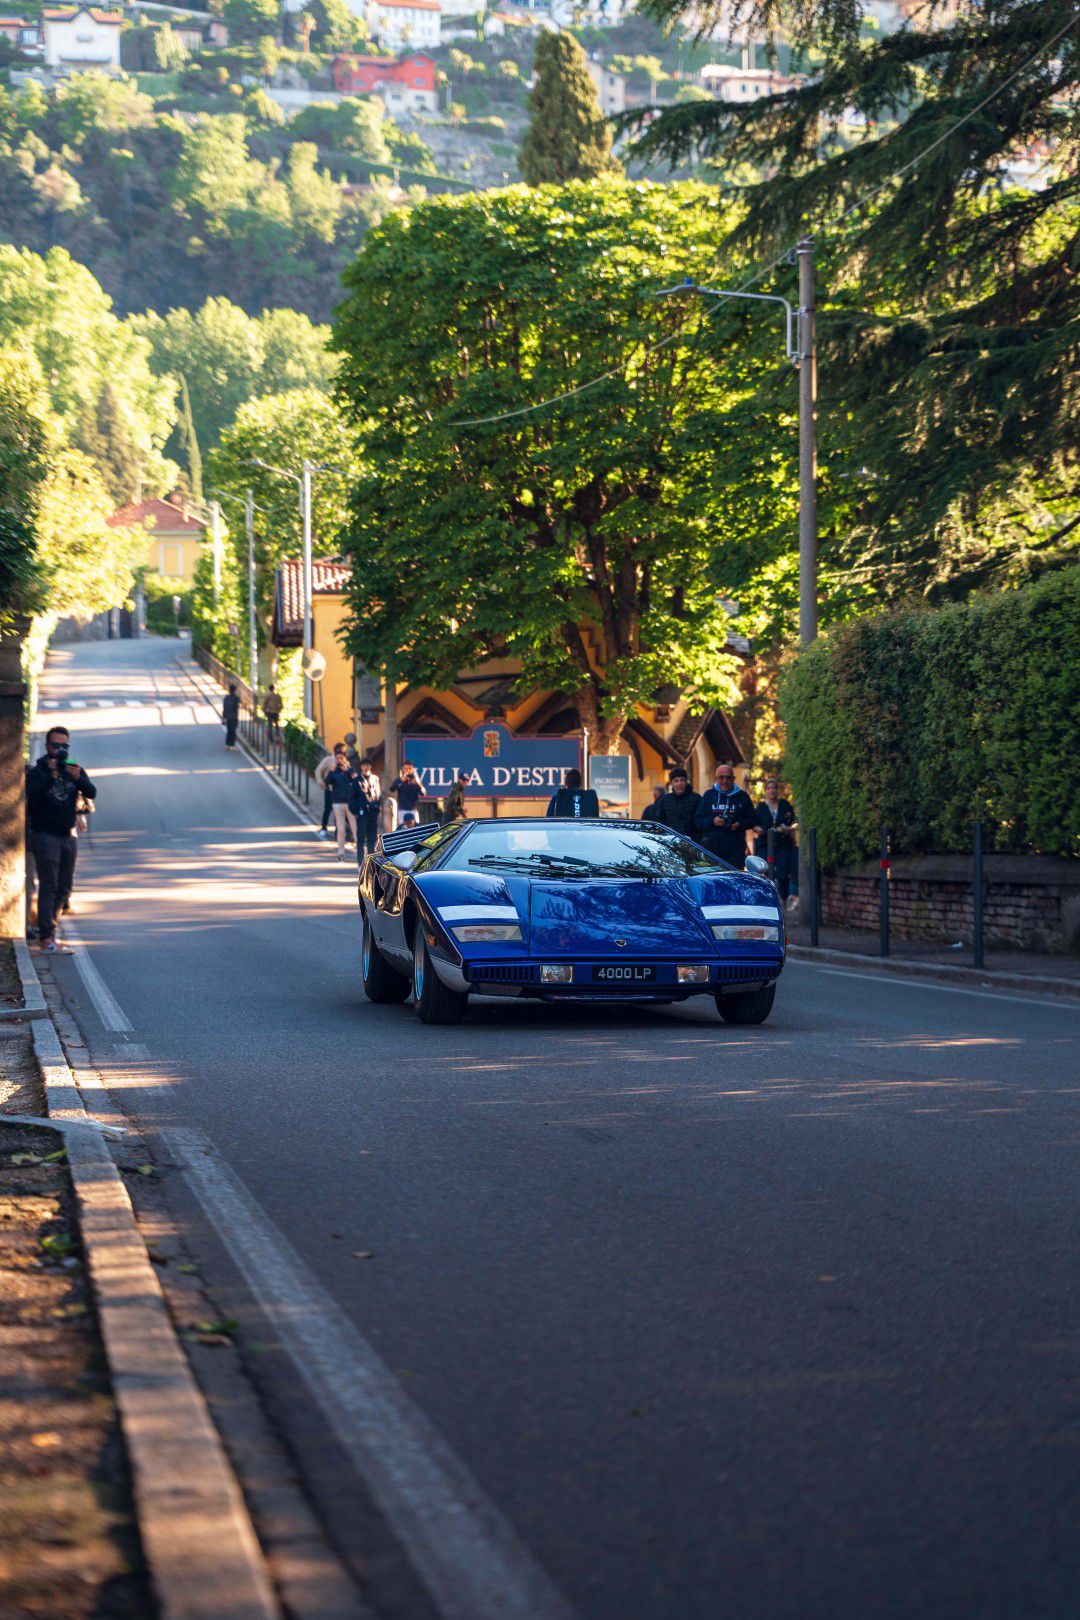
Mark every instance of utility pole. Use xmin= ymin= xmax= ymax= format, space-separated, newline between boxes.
xmin=301 ymin=461 xmax=314 ymax=721
xmin=796 ymin=237 xmax=818 ymax=647
xmin=383 ymin=673 xmax=398 ymax=829
xmin=210 ymin=499 xmax=222 ymax=596
xmin=245 ymin=488 xmax=257 ymax=694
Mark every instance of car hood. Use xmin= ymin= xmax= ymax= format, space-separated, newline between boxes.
xmin=415 ymin=868 xmax=783 ymax=956
xmin=528 ymin=879 xmax=715 ymax=957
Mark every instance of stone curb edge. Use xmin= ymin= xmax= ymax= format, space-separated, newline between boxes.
xmin=0 ymin=938 xmax=48 ymax=1019
xmin=787 ymin=942 xmax=1080 ymax=999
xmin=13 ymin=946 xmax=282 ymax=1620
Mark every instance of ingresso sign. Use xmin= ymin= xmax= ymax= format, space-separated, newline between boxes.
xmin=403 ymin=720 xmax=580 ymax=799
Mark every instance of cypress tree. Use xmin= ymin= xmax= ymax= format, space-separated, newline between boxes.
xmin=176 ymin=372 xmax=203 ymax=505
xmin=520 ymin=31 xmax=621 ymax=186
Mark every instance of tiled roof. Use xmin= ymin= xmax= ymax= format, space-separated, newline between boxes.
xmin=274 ymin=558 xmax=352 ymax=645
xmin=374 ymin=0 xmax=440 ymax=11
xmin=107 ymin=496 xmax=205 ymax=534
xmin=42 ymin=6 xmax=123 ymax=19
xmin=669 ymin=707 xmax=709 ymax=761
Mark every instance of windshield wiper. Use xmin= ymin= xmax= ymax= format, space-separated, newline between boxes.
xmin=466 ymin=854 xmax=593 ymax=873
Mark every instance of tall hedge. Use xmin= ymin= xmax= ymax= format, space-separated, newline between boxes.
xmin=781 ymin=567 xmax=1080 ymax=866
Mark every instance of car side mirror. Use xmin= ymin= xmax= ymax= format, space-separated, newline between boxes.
xmin=745 ymin=855 xmax=770 ymax=878
xmin=393 ymin=848 xmax=418 ymax=871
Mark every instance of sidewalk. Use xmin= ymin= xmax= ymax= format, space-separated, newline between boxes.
xmin=786 ymin=917 xmax=1080 ymax=991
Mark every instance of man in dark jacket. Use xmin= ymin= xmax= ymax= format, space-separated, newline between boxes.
xmin=443 ymin=770 xmax=470 ymax=824
xmin=389 ymin=762 xmax=425 ymax=828
xmin=348 ymin=759 xmax=382 ymax=857
xmin=222 ymin=684 xmax=240 ymax=749
xmin=546 ymin=768 xmax=599 ymax=818
xmin=693 ymin=763 xmax=756 ymax=867
xmin=26 ymin=726 xmax=96 ymax=952
xmin=653 ymin=767 xmax=701 ymax=839
xmin=641 ymin=786 xmax=665 ymax=822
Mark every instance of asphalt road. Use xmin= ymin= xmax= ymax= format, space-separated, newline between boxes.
xmin=37 ymin=637 xmax=1079 ymax=1620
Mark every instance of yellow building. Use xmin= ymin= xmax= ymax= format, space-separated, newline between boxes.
xmin=272 ymin=559 xmax=748 ymax=818
xmin=108 ymin=493 xmax=207 ymax=582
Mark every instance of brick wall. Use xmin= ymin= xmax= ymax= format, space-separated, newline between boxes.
xmin=819 ymin=855 xmax=1080 ymax=953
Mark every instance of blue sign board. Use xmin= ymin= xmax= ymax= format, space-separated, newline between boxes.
xmin=403 ymin=721 xmax=580 ymax=799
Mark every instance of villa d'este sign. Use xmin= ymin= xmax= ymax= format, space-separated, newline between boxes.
xmin=403 ymin=721 xmax=580 ymax=798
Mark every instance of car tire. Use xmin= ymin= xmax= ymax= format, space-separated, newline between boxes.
xmin=412 ymin=930 xmax=468 ymax=1025
xmin=716 ymin=983 xmax=776 ymax=1025
xmin=361 ymin=911 xmax=409 ymax=1004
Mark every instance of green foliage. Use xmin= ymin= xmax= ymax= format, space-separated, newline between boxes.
xmin=781 ymin=568 xmax=1080 ymax=864
xmin=52 ymin=71 xmax=154 ymax=145
xmin=0 ymin=349 xmax=48 ymax=620
xmin=142 ymin=571 xmax=192 ymax=634
xmin=0 ymin=246 xmax=177 ymax=497
xmin=191 ymin=544 xmax=243 ymax=664
xmin=290 ymin=96 xmax=390 ymax=162
xmin=520 ymin=30 xmax=620 ymax=184
xmin=133 ymin=297 xmax=334 ymax=453
xmin=222 ymin=0 xmax=279 ymax=45
xmin=305 ymin=0 xmax=367 ymax=52
xmin=175 ymin=374 xmax=204 ymax=503
xmin=206 ymin=387 xmax=359 ymax=640
xmin=628 ymin=0 xmax=1080 ymax=596
xmin=333 ymin=180 xmax=752 ymax=746
xmin=284 ymin=714 xmax=324 ymax=767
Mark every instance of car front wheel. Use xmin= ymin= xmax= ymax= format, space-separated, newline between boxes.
xmin=361 ymin=911 xmax=409 ymax=1004
xmin=412 ymin=930 xmax=468 ymax=1025
xmin=716 ymin=983 xmax=776 ymax=1025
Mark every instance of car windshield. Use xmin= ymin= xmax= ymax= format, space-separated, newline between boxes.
xmin=447 ymin=822 xmax=724 ymax=878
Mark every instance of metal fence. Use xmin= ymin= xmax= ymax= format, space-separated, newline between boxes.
xmin=794 ymin=822 xmax=991 ymax=966
xmin=194 ymin=644 xmax=312 ymax=808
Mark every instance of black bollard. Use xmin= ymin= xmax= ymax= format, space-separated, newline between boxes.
xmin=880 ymin=826 xmax=890 ymax=957
xmin=973 ymin=821 xmax=984 ymax=970
xmin=808 ymin=828 xmax=819 ymax=948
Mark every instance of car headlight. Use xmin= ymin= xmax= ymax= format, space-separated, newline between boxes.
xmin=452 ymin=923 xmax=523 ymax=943
xmin=712 ymin=923 xmax=779 ymax=943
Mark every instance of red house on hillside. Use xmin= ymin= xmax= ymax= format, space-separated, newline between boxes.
xmin=332 ymin=52 xmax=439 ymax=117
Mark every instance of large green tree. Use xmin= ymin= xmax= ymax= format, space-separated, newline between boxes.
xmin=332 ymin=181 xmax=764 ymax=750
xmin=0 ymin=245 xmax=178 ymax=500
xmin=627 ymin=0 xmax=1080 ymax=599
xmin=206 ymin=387 xmax=360 ymax=653
xmin=520 ymin=31 xmax=621 ymax=185
xmin=134 ymin=297 xmax=335 ymax=454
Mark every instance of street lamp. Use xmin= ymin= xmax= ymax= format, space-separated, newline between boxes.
xmin=651 ymin=267 xmax=817 ymax=644
xmin=243 ymin=457 xmax=314 ymax=720
xmin=209 ymin=487 xmax=258 ymax=695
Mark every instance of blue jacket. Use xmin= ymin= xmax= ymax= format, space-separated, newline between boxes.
xmin=546 ymin=787 xmax=600 ymax=818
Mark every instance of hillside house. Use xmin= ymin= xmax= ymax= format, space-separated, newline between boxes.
xmin=0 ymin=15 xmax=44 ymax=53
xmin=699 ymin=64 xmax=804 ymax=100
xmin=332 ymin=52 xmax=439 ymax=115
xmin=41 ymin=5 xmax=122 ymax=69
xmin=108 ymin=492 xmax=207 ymax=583
xmin=365 ymin=0 xmax=440 ymax=51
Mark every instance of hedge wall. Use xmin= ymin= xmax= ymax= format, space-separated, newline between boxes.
xmin=780 ymin=566 xmax=1080 ymax=866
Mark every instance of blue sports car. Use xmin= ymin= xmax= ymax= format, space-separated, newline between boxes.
xmin=358 ymin=818 xmax=786 ymax=1026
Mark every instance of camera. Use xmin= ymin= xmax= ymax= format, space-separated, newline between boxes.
xmin=53 ymin=743 xmax=69 ymax=764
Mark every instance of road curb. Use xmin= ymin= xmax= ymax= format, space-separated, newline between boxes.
xmin=0 ymin=938 xmax=48 ymax=1019
xmin=14 ymin=948 xmax=283 ymax=1620
xmin=787 ymin=942 xmax=1080 ymax=999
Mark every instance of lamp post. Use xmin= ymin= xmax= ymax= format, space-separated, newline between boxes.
xmin=651 ymin=273 xmax=816 ymax=642
xmin=244 ymin=457 xmax=317 ymax=720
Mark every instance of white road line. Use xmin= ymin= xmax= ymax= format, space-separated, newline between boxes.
xmin=791 ymin=958 xmax=1080 ymax=1012
xmin=164 ymin=1127 xmax=577 ymax=1620
xmin=69 ymin=699 xmax=86 ymax=708
xmin=62 ymin=922 xmax=134 ymax=1033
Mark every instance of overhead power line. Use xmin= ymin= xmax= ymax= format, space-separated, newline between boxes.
xmin=455 ymin=8 xmax=1077 ymax=431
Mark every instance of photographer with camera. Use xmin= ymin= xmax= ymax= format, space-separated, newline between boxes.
xmin=26 ymin=726 xmax=96 ymax=953
xmin=693 ymin=762 xmax=756 ymax=869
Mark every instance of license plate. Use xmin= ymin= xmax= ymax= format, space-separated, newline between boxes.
xmin=593 ymin=964 xmax=657 ymax=982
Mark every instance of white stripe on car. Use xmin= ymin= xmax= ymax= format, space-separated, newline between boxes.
xmin=701 ymin=905 xmax=782 ymax=922
xmin=438 ymin=905 xmax=520 ymax=922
